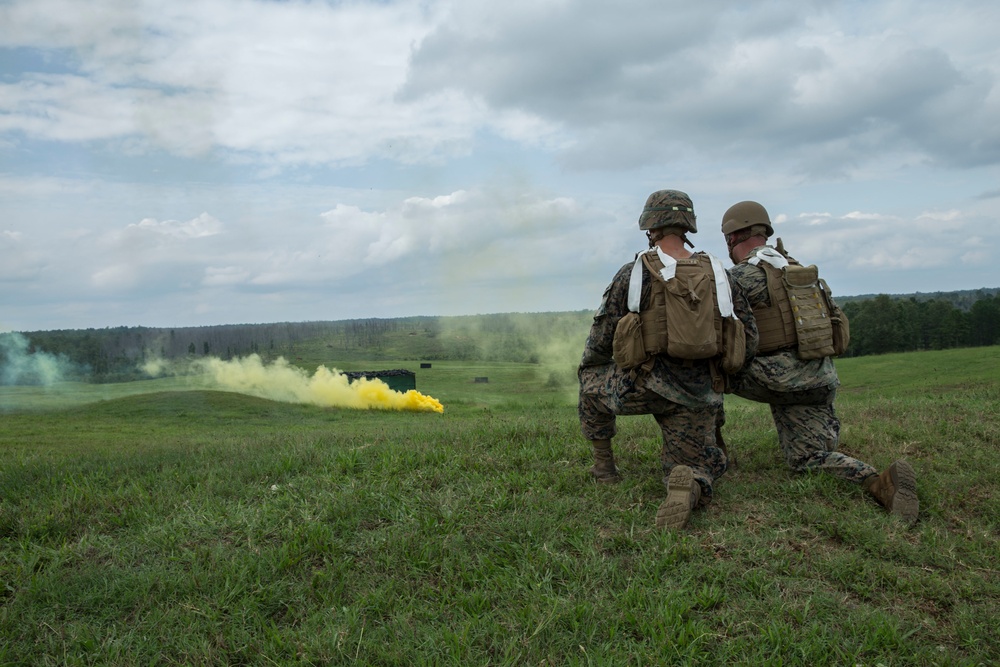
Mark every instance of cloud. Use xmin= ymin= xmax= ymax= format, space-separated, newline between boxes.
xmin=82 ymin=213 xmax=229 ymax=293
xmin=316 ymin=186 xmax=595 ymax=279
xmin=3 ymin=0 xmax=999 ymax=177
xmin=203 ymin=266 xmax=252 ymax=287
xmin=0 ymin=175 xmax=94 ymax=197
xmin=775 ymin=205 xmax=997 ymax=287
xmin=127 ymin=213 xmax=223 ymax=239
xmin=842 ymin=211 xmax=889 ymax=221
xmin=0 ymin=0 xmax=502 ymax=166
xmin=403 ymin=0 xmax=1000 ymax=174
xmin=0 ymin=230 xmax=46 ymax=284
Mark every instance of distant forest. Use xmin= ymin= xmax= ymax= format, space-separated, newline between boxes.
xmin=3 ymin=288 xmax=999 ymax=384
xmin=840 ymin=289 xmax=1000 ymax=356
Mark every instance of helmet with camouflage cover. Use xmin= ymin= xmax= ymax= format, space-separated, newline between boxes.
xmin=638 ymin=190 xmax=697 ymax=234
xmin=721 ymin=200 xmax=773 ymax=238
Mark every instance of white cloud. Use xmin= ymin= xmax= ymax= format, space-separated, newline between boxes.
xmin=842 ymin=211 xmax=888 ymax=221
xmin=0 ymin=0 xmax=514 ymax=167
xmin=203 ymin=265 xmax=251 ymax=287
xmin=916 ymin=209 xmax=962 ymax=222
xmin=90 ymin=263 xmax=137 ymax=289
xmin=0 ymin=176 xmax=94 ymax=198
xmin=960 ymin=249 xmax=989 ymax=264
xmin=0 ymin=230 xmax=45 ymax=284
xmin=127 ymin=213 xmax=223 ymax=239
xmin=3 ymin=0 xmax=998 ymax=174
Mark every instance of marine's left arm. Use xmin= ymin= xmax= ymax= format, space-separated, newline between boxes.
xmin=579 ymin=262 xmax=633 ymax=368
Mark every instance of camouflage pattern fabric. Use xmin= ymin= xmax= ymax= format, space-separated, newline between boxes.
xmin=727 ymin=246 xmax=877 ymax=483
xmin=578 ymin=380 xmax=725 ymax=506
xmin=578 ymin=253 xmax=759 ymax=502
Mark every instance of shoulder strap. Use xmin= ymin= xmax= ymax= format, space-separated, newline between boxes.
xmin=627 ymin=252 xmax=646 ymax=313
xmin=651 ymin=247 xmax=679 ymax=281
xmin=628 ymin=249 xmax=735 ymax=319
xmin=628 ymin=248 xmax=678 ymax=312
xmin=705 ymin=253 xmax=735 ymax=318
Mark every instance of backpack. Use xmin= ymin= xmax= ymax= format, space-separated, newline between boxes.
xmin=613 ymin=249 xmax=745 ymax=373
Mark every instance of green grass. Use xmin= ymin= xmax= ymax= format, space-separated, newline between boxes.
xmin=1 ymin=347 xmax=998 ymax=665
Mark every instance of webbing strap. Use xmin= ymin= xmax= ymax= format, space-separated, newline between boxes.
xmin=627 ymin=254 xmax=645 ymax=313
xmin=628 ymin=249 xmax=679 ymax=313
xmin=627 ymin=249 xmax=735 ymax=318
xmin=748 ymin=246 xmax=789 ymax=270
xmin=708 ymin=254 xmax=735 ymax=318
xmin=654 ymin=247 xmax=679 ymax=282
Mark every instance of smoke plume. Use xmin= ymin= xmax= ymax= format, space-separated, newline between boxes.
xmin=144 ymin=354 xmax=444 ymax=413
xmin=0 ymin=332 xmax=77 ymax=386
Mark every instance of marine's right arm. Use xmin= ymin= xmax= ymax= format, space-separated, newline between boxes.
xmin=579 ymin=262 xmax=634 ymax=368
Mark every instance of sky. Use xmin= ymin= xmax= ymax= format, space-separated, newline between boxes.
xmin=2 ymin=0 xmax=999 ymax=332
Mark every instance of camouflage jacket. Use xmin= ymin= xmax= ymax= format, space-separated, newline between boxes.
xmin=579 ymin=251 xmax=758 ymax=408
xmin=728 ymin=245 xmax=839 ymax=393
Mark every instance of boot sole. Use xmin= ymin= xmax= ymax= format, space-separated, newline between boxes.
xmin=590 ymin=467 xmax=622 ymax=484
xmin=656 ymin=465 xmax=694 ymax=530
xmin=889 ymin=460 xmax=919 ymax=525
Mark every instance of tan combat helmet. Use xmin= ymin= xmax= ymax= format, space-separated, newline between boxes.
xmin=721 ymin=200 xmax=774 ymax=238
xmin=722 ymin=200 xmax=775 ymax=262
xmin=638 ymin=189 xmax=697 ymax=234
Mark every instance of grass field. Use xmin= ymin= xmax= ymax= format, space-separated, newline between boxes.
xmin=1 ymin=347 xmax=998 ymax=665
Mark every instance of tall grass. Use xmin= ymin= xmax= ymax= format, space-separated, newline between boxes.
xmin=1 ymin=347 xmax=997 ymax=665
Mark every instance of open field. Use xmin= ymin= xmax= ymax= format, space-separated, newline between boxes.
xmin=1 ymin=347 xmax=998 ymax=665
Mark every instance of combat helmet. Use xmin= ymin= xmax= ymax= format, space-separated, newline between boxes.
xmin=721 ymin=200 xmax=773 ymax=237
xmin=638 ymin=190 xmax=697 ymax=234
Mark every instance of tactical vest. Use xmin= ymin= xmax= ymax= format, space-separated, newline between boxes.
xmin=612 ymin=249 xmax=745 ymax=375
xmin=639 ymin=251 xmax=723 ymax=360
xmin=749 ymin=246 xmax=849 ymax=359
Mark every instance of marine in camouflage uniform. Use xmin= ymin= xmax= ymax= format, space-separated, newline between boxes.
xmin=578 ymin=189 xmax=758 ymax=530
xmin=721 ymin=201 xmax=919 ymax=524
xmin=728 ymin=250 xmax=873 ymax=480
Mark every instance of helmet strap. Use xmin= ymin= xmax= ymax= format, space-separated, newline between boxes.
xmin=726 ymin=228 xmax=753 ymax=252
xmin=648 ymin=228 xmax=695 ymax=249
xmin=727 ymin=229 xmax=769 ymax=263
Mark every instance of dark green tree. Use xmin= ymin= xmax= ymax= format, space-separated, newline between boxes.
xmin=969 ymin=295 xmax=1000 ymax=346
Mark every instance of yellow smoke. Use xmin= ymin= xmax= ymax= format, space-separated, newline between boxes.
xmin=185 ymin=355 xmax=443 ymax=413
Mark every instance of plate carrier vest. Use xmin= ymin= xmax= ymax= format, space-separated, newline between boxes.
xmin=748 ymin=245 xmax=849 ymax=359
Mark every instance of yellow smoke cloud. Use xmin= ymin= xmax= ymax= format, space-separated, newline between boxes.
xmin=188 ymin=355 xmax=443 ymax=413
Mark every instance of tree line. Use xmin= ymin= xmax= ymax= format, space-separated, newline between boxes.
xmin=840 ymin=292 xmax=1000 ymax=356
xmin=3 ymin=290 xmax=999 ymax=384
xmin=2 ymin=318 xmax=430 ymax=383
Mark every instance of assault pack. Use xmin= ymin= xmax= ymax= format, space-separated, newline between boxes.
xmin=748 ymin=240 xmax=850 ymax=359
xmin=612 ymin=249 xmax=746 ymax=376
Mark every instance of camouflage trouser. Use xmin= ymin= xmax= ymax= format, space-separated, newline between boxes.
xmin=579 ymin=385 xmax=727 ymax=506
xmin=730 ymin=381 xmax=877 ymax=484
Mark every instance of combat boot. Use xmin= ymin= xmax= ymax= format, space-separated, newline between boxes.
xmin=864 ymin=460 xmax=919 ymax=525
xmin=655 ymin=465 xmax=701 ymax=530
xmin=590 ymin=439 xmax=621 ymax=484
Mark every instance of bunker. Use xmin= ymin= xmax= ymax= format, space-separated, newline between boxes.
xmin=344 ymin=369 xmax=416 ymax=392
